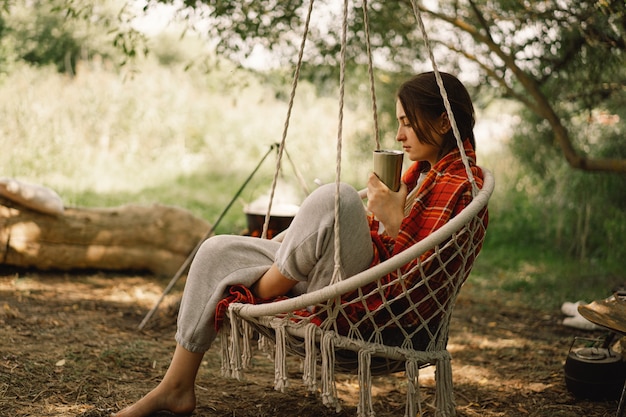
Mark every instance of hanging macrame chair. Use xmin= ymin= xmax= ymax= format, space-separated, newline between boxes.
xmin=221 ymin=1 xmax=494 ymax=416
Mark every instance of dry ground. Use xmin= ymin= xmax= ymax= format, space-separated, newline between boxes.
xmin=0 ymin=267 xmax=621 ymax=417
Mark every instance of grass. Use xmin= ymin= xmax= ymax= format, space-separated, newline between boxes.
xmin=470 ymin=242 xmax=619 ymax=311
xmin=1 ymin=59 xmax=375 ymax=231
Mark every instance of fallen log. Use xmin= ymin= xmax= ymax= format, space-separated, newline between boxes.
xmin=0 ymin=196 xmax=211 ymax=276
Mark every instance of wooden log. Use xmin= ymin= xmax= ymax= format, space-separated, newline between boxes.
xmin=0 ymin=197 xmax=211 ymax=276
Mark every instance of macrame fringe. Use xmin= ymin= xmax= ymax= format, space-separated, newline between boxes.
xmin=434 ymin=355 xmax=456 ymax=417
xmin=357 ymin=349 xmax=375 ymax=417
xmin=302 ymin=323 xmax=318 ymax=392
xmin=228 ymin=310 xmax=243 ymax=380
xmin=321 ymin=332 xmax=341 ymax=412
xmin=258 ymin=333 xmax=269 ymax=353
xmin=220 ymin=324 xmax=231 ymax=378
xmin=273 ymin=324 xmax=289 ymax=392
xmin=219 ymin=313 xmax=255 ymax=380
xmin=405 ymin=359 xmax=421 ymax=417
xmin=241 ymin=320 xmax=253 ymax=369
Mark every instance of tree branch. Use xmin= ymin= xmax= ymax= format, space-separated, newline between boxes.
xmin=439 ymin=41 xmax=536 ymax=110
xmin=419 ymin=4 xmax=626 ymax=173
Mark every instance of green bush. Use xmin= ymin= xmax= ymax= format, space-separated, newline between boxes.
xmin=0 ymin=1 xmax=126 ymax=75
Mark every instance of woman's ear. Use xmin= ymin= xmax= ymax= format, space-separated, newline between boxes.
xmin=439 ymin=112 xmax=452 ymax=134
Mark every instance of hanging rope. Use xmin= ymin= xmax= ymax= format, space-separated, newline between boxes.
xmin=409 ymin=0 xmax=479 ymax=197
xmin=361 ymin=0 xmax=381 ymax=151
xmin=261 ymin=0 xmax=316 ymax=239
xmin=284 ymin=146 xmax=312 ymax=196
xmin=329 ymin=0 xmax=350 ymax=285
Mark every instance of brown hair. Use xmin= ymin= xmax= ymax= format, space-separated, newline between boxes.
xmin=397 ymin=72 xmax=476 ymax=161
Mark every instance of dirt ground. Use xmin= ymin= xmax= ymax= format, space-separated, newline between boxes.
xmin=0 ymin=267 xmax=622 ymax=417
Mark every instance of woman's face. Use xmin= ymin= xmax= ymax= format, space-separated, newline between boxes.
xmin=395 ymin=100 xmax=442 ymax=165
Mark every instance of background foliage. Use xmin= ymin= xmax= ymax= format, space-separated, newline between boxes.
xmin=0 ymin=0 xmax=624 ymax=309
xmin=145 ymin=0 xmax=626 ymax=173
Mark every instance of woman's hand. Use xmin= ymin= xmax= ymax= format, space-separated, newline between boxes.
xmin=366 ymin=172 xmax=407 ymax=238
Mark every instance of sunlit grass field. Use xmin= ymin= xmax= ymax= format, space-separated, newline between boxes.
xmin=1 ymin=58 xmax=620 ymax=312
xmin=2 ymin=59 xmax=378 ymax=232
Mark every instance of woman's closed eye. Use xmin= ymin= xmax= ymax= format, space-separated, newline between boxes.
xmin=399 ymin=116 xmax=411 ymax=127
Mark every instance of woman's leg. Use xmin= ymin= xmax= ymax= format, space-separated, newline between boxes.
xmin=113 ymin=235 xmax=280 ymax=417
xmin=113 ymin=184 xmax=371 ymax=416
xmin=176 ymin=235 xmax=280 ymax=352
xmin=275 ymin=182 xmax=374 ymax=293
xmin=112 ymin=344 xmax=203 ymax=417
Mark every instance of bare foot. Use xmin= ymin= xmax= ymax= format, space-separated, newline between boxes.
xmin=112 ymin=382 xmax=196 ymax=417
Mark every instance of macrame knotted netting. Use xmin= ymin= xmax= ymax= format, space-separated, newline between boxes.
xmin=221 ymin=0 xmax=494 ymax=416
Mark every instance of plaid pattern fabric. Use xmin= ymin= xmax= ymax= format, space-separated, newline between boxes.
xmin=372 ymin=140 xmax=483 ymax=264
xmin=334 ymin=139 xmax=487 ymax=336
xmin=214 ymin=285 xmax=289 ymax=331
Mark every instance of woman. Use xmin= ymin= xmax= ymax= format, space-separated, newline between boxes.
xmin=113 ymin=71 xmax=486 ymax=417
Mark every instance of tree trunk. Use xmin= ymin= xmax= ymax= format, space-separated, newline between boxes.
xmin=0 ymin=197 xmax=211 ymax=276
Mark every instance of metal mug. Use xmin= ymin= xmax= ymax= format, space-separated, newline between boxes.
xmin=373 ymin=150 xmax=404 ymax=192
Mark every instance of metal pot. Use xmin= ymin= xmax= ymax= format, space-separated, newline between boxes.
xmin=564 ymin=338 xmax=626 ymax=400
xmin=243 ymin=192 xmax=300 ymax=239
xmin=244 ymin=209 xmax=297 ymax=239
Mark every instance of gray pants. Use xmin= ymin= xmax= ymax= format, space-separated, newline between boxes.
xmin=175 ymin=183 xmax=374 ymax=353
